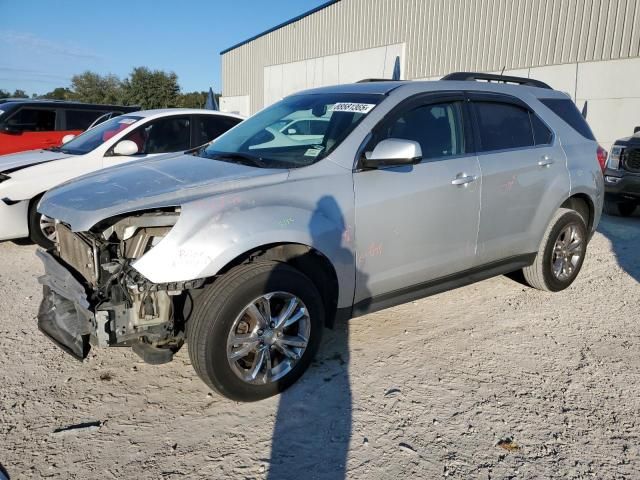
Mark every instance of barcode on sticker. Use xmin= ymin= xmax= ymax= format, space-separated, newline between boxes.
xmin=331 ymin=103 xmax=376 ymax=114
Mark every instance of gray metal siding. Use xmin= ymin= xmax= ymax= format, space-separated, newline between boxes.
xmin=222 ymin=0 xmax=640 ymax=112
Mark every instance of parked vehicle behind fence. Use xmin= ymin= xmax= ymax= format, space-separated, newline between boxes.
xmin=0 ymin=108 xmax=243 ymax=247
xmin=0 ymin=99 xmax=141 ymax=155
xmin=604 ymin=126 xmax=640 ymax=217
xmin=36 ymin=73 xmax=604 ymax=401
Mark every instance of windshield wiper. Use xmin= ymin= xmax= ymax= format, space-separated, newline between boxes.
xmin=203 ymin=151 xmax=267 ymax=168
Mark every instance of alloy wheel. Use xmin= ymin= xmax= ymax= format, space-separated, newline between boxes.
xmin=39 ymin=214 xmax=57 ymax=243
xmin=551 ymin=223 xmax=583 ymax=281
xmin=226 ymin=291 xmax=310 ymax=385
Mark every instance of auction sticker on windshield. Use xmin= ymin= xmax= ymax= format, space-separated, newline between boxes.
xmin=118 ymin=118 xmax=138 ymax=124
xmin=330 ymin=103 xmax=376 ymax=114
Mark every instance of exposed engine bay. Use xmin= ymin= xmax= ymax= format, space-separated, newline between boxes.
xmin=37 ymin=208 xmax=205 ymax=363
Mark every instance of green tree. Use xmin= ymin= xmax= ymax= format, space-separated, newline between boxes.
xmin=70 ymin=71 xmax=123 ymax=104
xmin=42 ymin=87 xmax=74 ymax=100
xmin=11 ymin=89 xmax=28 ymax=98
xmin=121 ymin=67 xmax=180 ymax=109
xmin=0 ymin=88 xmax=10 ymax=98
xmin=178 ymin=90 xmax=207 ymax=108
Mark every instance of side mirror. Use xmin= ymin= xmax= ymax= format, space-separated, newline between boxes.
xmin=362 ymin=138 xmax=422 ymax=169
xmin=634 ymin=126 xmax=640 ymax=135
xmin=113 ymin=140 xmax=139 ymax=156
xmin=287 ymin=128 xmax=297 ymax=135
xmin=61 ymin=134 xmax=76 ymax=144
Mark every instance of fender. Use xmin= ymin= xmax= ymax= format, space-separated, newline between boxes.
xmin=133 ymin=190 xmax=356 ymax=308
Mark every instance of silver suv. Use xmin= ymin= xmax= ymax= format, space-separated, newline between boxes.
xmin=36 ymin=73 xmax=604 ymax=401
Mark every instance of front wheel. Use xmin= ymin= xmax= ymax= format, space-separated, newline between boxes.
xmin=522 ymin=208 xmax=588 ymax=292
xmin=28 ymin=198 xmax=56 ymax=249
xmin=187 ymin=261 xmax=324 ymax=402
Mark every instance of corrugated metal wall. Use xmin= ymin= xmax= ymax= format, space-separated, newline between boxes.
xmin=222 ymin=0 xmax=640 ymax=113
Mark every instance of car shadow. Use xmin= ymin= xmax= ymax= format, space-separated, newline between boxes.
xmin=267 ymin=196 xmax=369 ymax=480
xmin=597 ymin=210 xmax=640 ymax=284
xmin=0 ymin=463 xmax=10 ymax=480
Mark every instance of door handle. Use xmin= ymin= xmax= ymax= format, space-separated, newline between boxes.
xmin=451 ymin=174 xmax=477 ymax=186
xmin=538 ymin=155 xmax=554 ymax=167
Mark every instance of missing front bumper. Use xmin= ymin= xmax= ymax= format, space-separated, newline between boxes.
xmin=36 ymin=250 xmax=94 ymax=359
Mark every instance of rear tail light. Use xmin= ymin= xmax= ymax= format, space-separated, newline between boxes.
xmin=596 ymin=145 xmax=608 ymax=172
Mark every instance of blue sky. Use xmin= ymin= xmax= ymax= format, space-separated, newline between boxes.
xmin=1 ymin=0 xmax=327 ymax=96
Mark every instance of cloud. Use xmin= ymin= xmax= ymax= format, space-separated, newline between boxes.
xmin=0 ymin=30 xmax=102 ymax=60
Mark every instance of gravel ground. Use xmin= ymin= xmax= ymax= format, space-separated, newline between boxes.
xmin=1 ymin=213 xmax=639 ymax=479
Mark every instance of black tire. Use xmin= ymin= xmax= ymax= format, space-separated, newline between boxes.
xmin=604 ymin=199 xmax=637 ymax=217
xmin=28 ymin=197 xmax=55 ymax=249
xmin=522 ymin=208 xmax=588 ymax=292
xmin=187 ymin=261 xmax=324 ymax=402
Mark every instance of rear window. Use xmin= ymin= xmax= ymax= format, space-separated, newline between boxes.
xmin=540 ymin=98 xmax=595 ymax=141
xmin=474 ymin=102 xmax=533 ymax=151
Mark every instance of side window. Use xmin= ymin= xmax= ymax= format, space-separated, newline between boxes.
xmin=124 ymin=116 xmax=190 ymax=154
xmin=6 ymin=108 xmax=56 ymax=132
xmin=530 ymin=113 xmax=553 ymax=145
xmin=195 ymin=115 xmax=241 ymax=146
xmin=379 ymin=101 xmax=465 ymax=160
xmin=65 ymin=110 xmax=108 ymax=131
xmin=474 ymin=102 xmax=534 ymax=152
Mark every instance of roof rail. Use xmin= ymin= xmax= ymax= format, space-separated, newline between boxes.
xmin=441 ymin=72 xmax=552 ymax=89
xmin=356 ymin=78 xmax=400 ymax=83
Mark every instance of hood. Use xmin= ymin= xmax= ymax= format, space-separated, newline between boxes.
xmin=0 ymin=149 xmax=73 ymax=173
xmin=614 ymin=134 xmax=640 ymax=147
xmin=39 ymin=153 xmax=289 ymax=231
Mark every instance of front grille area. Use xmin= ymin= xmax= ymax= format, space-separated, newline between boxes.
xmin=56 ymin=224 xmax=98 ymax=285
xmin=623 ymin=148 xmax=640 ymax=173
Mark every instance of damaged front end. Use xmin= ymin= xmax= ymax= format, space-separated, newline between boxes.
xmin=37 ymin=208 xmax=204 ymax=363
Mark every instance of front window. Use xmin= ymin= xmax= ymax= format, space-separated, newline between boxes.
xmin=199 ymin=93 xmax=383 ymax=168
xmin=6 ymin=108 xmax=56 ymax=132
xmin=55 ymin=115 xmax=143 ymax=155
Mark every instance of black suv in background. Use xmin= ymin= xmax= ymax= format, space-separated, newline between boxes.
xmin=604 ymin=127 xmax=640 ymax=217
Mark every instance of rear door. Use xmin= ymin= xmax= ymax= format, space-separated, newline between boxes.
xmin=192 ymin=114 xmax=242 ymax=147
xmin=353 ymin=93 xmax=481 ymax=303
xmin=470 ymin=92 xmax=568 ymax=264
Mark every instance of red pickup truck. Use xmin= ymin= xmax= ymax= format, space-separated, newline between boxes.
xmin=0 ymin=99 xmax=140 ymax=155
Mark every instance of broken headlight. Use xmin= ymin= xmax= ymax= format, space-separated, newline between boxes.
xmin=99 ymin=209 xmax=180 ymax=259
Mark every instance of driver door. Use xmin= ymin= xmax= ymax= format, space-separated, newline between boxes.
xmin=353 ymin=93 xmax=481 ymax=305
xmin=103 ymin=115 xmax=191 ymax=167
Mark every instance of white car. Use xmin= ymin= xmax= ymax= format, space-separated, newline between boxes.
xmin=0 ymin=108 xmax=243 ymax=247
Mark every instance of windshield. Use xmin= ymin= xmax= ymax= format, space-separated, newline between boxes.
xmin=54 ymin=115 xmax=143 ymax=155
xmin=199 ymin=93 xmax=383 ymax=168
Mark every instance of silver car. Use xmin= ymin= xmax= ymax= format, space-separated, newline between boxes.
xmin=36 ymin=73 xmax=604 ymax=401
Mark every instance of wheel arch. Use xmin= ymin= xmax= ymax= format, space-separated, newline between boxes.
xmin=560 ymin=193 xmax=595 ymax=233
xmin=217 ymin=242 xmax=341 ymax=328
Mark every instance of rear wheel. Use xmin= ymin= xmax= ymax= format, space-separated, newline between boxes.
xmin=604 ymin=199 xmax=637 ymax=217
xmin=523 ymin=208 xmax=587 ymax=292
xmin=28 ymin=198 xmax=56 ymax=249
xmin=187 ymin=261 xmax=324 ymax=402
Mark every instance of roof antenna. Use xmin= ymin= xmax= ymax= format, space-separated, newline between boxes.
xmin=500 ymin=65 xmax=506 ymax=77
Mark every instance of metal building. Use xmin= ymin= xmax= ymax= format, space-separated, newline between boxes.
xmin=220 ymin=0 xmax=640 ymax=148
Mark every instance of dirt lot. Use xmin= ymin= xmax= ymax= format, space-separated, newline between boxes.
xmin=1 ymin=213 xmax=639 ymax=479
